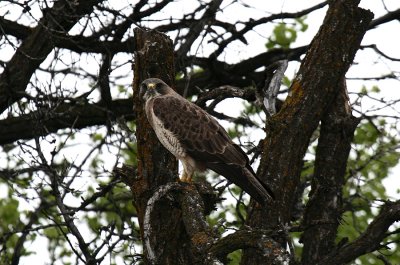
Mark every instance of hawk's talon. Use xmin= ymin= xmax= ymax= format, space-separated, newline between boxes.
xmin=180 ymin=172 xmax=192 ymax=182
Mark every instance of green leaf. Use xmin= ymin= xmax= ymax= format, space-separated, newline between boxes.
xmin=268 ymin=23 xmax=297 ymax=49
xmin=0 ymin=198 xmax=20 ymax=231
xmin=92 ymin=133 xmax=104 ymax=142
xmin=227 ymin=249 xmax=242 ymax=264
xmin=266 ymin=17 xmax=308 ymax=50
xmin=371 ymin=85 xmax=380 ymax=93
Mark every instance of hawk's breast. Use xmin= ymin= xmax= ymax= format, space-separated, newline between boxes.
xmin=148 ymin=102 xmax=187 ymax=159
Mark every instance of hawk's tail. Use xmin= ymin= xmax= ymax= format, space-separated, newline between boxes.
xmin=242 ymin=166 xmax=275 ymax=205
xmin=208 ymin=163 xmax=274 ymax=205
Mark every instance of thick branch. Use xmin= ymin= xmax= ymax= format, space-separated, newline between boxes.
xmin=195 ymin=85 xmax=256 ymax=108
xmin=263 ymin=60 xmax=288 ymax=116
xmin=176 ymin=46 xmax=306 ymax=96
xmin=142 ymin=182 xmax=216 ymax=264
xmin=208 ymin=230 xmax=289 ymax=264
xmin=0 ymin=17 xmax=32 ymax=39
xmin=0 ymin=17 xmax=136 ymax=53
xmin=0 ymin=99 xmax=133 ymax=145
xmin=317 ymin=200 xmax=400 ymax=265
xmin=143 ymin=182 xmax=183 ymax=264
xmin=56 ymin=36 xmax=135 ymax=53
xmin=98 ymin=53 xmax=113 ymax=106
xmin=369 ymin=8 xmax=400 ymax=29
xmin=301 ymin=79 xmax=360 ymax=264
xmin=179 ymin=182 xmax=215 ymax=259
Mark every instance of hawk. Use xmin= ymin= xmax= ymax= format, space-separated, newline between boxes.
xmin=139 ymin=78 xmax=274 ymax=205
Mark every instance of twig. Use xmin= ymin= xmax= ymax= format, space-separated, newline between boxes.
xmin=377 ymin=254 xmax=392 ymax=265
xmin=34 ymin=137 xmax=97 ymax=265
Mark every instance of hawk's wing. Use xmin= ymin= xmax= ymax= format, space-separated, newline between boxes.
xmin=152 ymin=94 xmax=274 ymax=204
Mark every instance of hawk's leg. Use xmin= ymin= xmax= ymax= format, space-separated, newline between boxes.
xmin=180 ymin=161 xmax=195 ymax=182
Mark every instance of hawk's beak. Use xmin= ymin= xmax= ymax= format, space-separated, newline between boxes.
xmin=140 ymin=82 xmax=156 ymax=101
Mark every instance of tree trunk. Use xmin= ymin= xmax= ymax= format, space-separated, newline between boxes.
xmin=242 ymin=1 xmax=373 ymax=264
xmin=130 ymin=28 xmax=191 ymax=265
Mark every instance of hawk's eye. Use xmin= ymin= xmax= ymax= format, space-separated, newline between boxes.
xmin=155 ymin=82 xmax=163 ymax=91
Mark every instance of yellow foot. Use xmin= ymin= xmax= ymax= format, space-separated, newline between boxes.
xmin=180 ymin=172 xmax=192 ymax=182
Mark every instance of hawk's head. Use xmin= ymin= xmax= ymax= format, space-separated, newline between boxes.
xmin=140 ymin=78 xmax=172 ymax=101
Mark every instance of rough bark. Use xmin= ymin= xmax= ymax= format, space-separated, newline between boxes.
xmin=242 ymin=1 xmax=373 ymax=264
xmin=300 ymin=79 xmax=359 ymax=264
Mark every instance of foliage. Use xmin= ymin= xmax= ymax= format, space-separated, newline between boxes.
xmin=266 ymin=17 xmax=308 ymax=49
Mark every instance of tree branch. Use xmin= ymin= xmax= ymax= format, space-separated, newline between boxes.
xmin=175 ymin=0 xmax=223 ymax=58
xmin=10 ymin=201 xmax=49 ymax=265
xmin=179 ymin=182 xmax=215 ymax=260
xmin=317 ymin=200 xmax=400 ymax=265
xmin=195 ymin=85 xmax=256 ymax=108
xmin=117 ymin=163 xmax=219 ymax=265
xmin=0 ymin=99 xmax=133 ymax=145
xmin=369 ymin=8 xmax=400 ymax=29
xmin=208 ymin=229 xmax=289 ymax=264
xmin=143 ymin=182 xmax=183 ymax=264
xmin=0 ymin=17 xmax=136 ymax=53
xmin=0 ymin=17 xmax=32 ymax=40
xmin=0 ymin=0 xmax=104 ymax=114
xmin=210 ymin=1 xmax=328 ymax=58
xmin=35 ymin=137 xmax=97 ymax=264
xmin=301 ymin=78 xmax=360 ymax=264
xmin=176 ymin=46 xmax=306 ymax=97
xmin=142 ymin=182 xmax=215 ymax=264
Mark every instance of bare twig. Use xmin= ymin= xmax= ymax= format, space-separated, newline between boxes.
xmin=34 ymin=137 xmax=97 ymax=265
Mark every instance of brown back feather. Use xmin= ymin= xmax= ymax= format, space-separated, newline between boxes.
xmin=153 ymin=95 xmax=245 ymax=165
